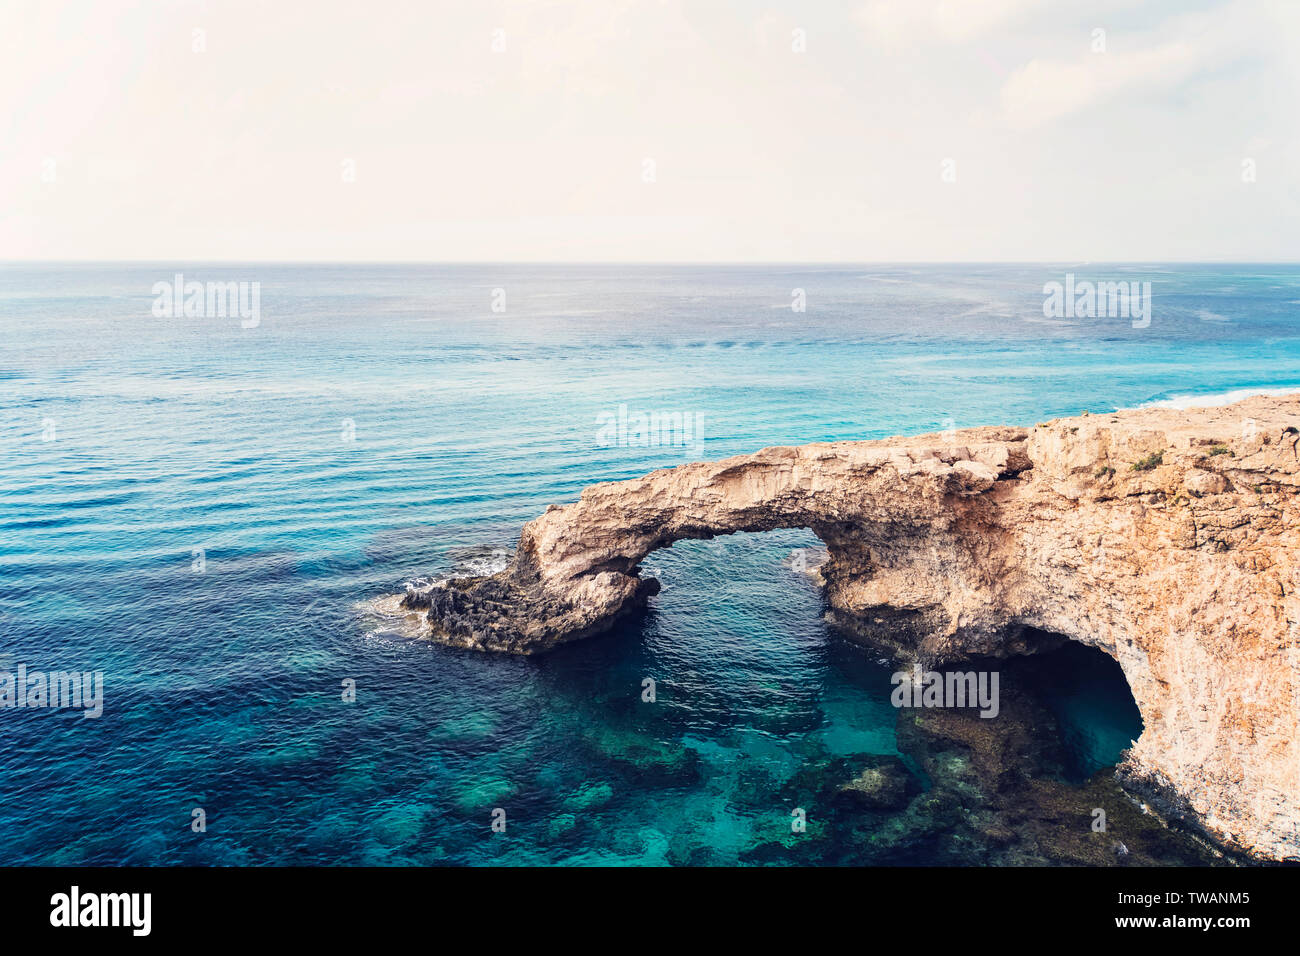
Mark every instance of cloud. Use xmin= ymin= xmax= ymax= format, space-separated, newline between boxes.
xmin=996 ymin=2 xmax=1275 ymax=128
xmin=999 ymin=38 xmax=1208 ymax=127
xmin=3 ymin=0 xmax=1296 ymax=260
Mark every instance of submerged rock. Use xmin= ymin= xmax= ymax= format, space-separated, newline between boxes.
xmin=567 ymin=781 xmax=615 ymax=811
xmin=580 ymin=726 xmax=701 ymax=786
xmin=834 ymin=755 xmax=921 ymax=811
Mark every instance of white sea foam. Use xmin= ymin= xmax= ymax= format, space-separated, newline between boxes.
xmin=457 ymin=549 xmax=510 ymax=577
xmin=352 ymin=592 xmax=430 ymax=640
xmin=1140 ymin=386 xmax=1300 ymax=410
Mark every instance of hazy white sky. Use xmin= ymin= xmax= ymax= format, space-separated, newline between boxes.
xmin=3 ymin=0 xmax=1298 ymax=261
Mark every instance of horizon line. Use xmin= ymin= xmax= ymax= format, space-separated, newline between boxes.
xmin=6 ymin=259 xmax=1300 ymax=267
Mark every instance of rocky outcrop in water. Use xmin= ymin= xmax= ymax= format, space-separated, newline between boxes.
xmin=401 ymin=395 xmax=1300 ymax=862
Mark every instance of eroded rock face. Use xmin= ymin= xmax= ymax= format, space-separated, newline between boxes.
xmin=402 ymin=395 xmax=1300 ymax=861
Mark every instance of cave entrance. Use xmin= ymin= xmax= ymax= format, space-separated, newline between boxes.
xmin=1002 ymin=638 xmax=1145 ymax=784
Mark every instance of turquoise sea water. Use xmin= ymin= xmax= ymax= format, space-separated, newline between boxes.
xmin=1 ymin=263 xmax=1296 ymax=865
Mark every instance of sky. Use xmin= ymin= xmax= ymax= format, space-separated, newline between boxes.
xmin=3 ymin=0 xmax=1298 ymax=262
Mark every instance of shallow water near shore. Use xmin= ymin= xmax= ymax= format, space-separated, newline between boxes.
xmin=2 ymin=263 xmax=1293 ymax=865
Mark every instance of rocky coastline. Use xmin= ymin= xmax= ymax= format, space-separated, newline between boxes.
xmin=399 ymin=395 xmax=1300 ymax=862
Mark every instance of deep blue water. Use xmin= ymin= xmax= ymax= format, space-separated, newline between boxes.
xmin=1 ymin=263 xmax=1296 ymax=865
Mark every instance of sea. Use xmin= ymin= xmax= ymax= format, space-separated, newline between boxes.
xmin=1 ymin=262 xmax=1296 ymax=865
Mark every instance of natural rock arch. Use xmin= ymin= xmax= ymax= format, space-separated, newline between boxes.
xmin=402 ymin=396 xmax=1300 ymax=862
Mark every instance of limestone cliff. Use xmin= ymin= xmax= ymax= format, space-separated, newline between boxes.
xmin=401 ymin=395 xmax=1300 ymax=862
